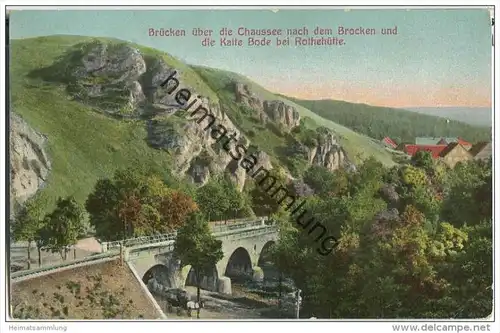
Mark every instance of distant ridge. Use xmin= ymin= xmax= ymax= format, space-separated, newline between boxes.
xmin=281 ymin=96 xmax=491 ymax=144
xmin=403 ymin=107 xmax=492 ymax=127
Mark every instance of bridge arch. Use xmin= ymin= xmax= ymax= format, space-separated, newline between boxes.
xmin=142 ymin=264 xmax=172 ymax=288
xmin=257 ymin=240 xmax=276 ymax=267
xmin=225 ymin=247 xmax=253 ymax=282
xmin=183 ymin=264 xmax=219 ymax=292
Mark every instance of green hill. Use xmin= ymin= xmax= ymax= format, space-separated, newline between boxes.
xmin=192 ymin=66 xmax=395 ymax=167
xmin=10 ymin=35 xmax=395 ymax=215
xmin=283 ymin=97 xmax=491 ymax=144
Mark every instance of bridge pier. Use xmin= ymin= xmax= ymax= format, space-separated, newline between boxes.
xmin=217 ymin=276 xmax=232 ymax=294
xmin=252 ymin=266 xmax=264 ymax=282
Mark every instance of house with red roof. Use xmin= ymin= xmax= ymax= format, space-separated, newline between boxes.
xmin=403 ymin=144 xmax=448 ymax=159
xmin=436 ymin=137 xmax=473 ymax=150
xmin=381 ymin=137 xmax=397 ymax=149
xmin=403 ymin=142 xmax=474 ymax=168
xmin=416 ymin=137 xmax=473 ymax=150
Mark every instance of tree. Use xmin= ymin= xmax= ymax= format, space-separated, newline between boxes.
xmin=158 ymin=190 xmax=198 ymax=231
xmin=11 ymin=199 xmax=45 ymax=268
xmin=174 ymin=212 xmax=223 ymax=318
xmin=42 ymin=197 xmax=85 ymax=260
xmin=86 ymin=168 xmax=195 ymax=241
xmin=196 ymin=175 xmax=252 ymax=221
xmin=412 ymin=150 xmax=434 ymax=171
xmin=442 ymin=160 xmax=492 ymax=227
xmin=195 ymin=178 xmax=230 ymax=221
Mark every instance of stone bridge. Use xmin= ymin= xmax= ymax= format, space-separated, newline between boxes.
xmin=107 ymin=218 xmax=278 ymax=295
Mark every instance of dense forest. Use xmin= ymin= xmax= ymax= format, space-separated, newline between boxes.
xmin=284 ymin=97 xmax=492 ymax=144
xmin=270 ymin=154 xmax=492 ymax=318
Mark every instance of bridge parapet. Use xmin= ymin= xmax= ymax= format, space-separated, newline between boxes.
xmin=11 ymin=217 xmax=277 ymax=282
xmin=101 ymin=216 xmax=271 ymax=253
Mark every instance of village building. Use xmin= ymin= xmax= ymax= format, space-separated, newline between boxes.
xmin=415 ymin=137 xmax=444 ymax=145
xmin=438 ymin=142 xmax=472 ymax=168
xmin=381 ymin=136 xmax=397 ymax=149
xmin=402 ymin=144 xmax=448 ymax=158
xmin=469 ymin=142 xmax=492 ymax=161
xmin=415 ymin=137 xmax=472 ymax=150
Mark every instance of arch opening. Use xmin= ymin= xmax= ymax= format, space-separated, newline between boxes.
xmin=184 ymin=265 xmax=219 ymax=292
xmin=257 ymin=241 xmax=280 ymax=282
xmin=257 ymin=241 xmax=276 ymax=267
xmin=143 ymin=264 xmax=174 ymax=294
xmin=225 ymin=247 xmax=253 ymax=283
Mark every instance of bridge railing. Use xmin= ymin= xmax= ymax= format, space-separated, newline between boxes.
xmin=101 ymin=232 xmax=178 ymax=252
xmin=11 ymin=251 xmax=120 ymax=280
xmin=11 ymin=217 xmax=276 ymax=279
xmin=209 ymin=217 xmax=268 ymax=233
xmin=101 ymin=217 xmax=270 ymax=252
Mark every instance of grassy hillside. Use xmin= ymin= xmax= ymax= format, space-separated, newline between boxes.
xmin=284 ymin=97 xmax=492 ymax=144
xmin=10 ymin=36 xmax=179 ymax=213
xmin=10 ymin=35 xmax=395 ymax=215
xmin=192 ymin=66 xmax=395 ymax=167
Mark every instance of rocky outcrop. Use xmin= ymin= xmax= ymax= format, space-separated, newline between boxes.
xmin=234 ymin=83 xmax=263 ymax=113
xmin=291 ymin=179 xmax=315 ymax=197
xmin=370 ymin=208 xmax=400 ymax=241
xmin=304 ymin=129 xmax=354 ymax=172
xmin=147 ymin=95 xmax=255 ymax=189
xmin=233 ymin=82 xmax=300 ymax=131
xmin=379 ymin=184 xmax=400 ymax=209
xmin=263 ymin=100 xmax=300 ymax=130
xmin=10 ymin=114 xmax=51 ymax=212
xmin=71 ymin=41 xmax=148 ymax=116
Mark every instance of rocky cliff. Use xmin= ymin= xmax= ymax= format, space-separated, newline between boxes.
xmin=27 ymin=38 xmax=354 ymax=196
xmin=305 ymin=129 xmax=354 ymax=172
xmin=234 ymin=82 xmax=300 ymax=131
xmin=10 ymin=113 xmax=52 ymax=212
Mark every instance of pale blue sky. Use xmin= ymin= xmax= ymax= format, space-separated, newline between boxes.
xmin=9 ymin=9 xmax=492 ymax=107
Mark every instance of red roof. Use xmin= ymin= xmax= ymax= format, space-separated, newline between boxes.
xmin=457 ymin=137 xmax=472 ymax=146
xmin=404 ymin=144 xmax=448 ymax=158
xmin=382 ymin=137 xmax=397 ymax=148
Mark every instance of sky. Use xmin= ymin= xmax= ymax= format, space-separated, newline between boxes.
xmin=9 ymin=9 xmax=493 ymax=108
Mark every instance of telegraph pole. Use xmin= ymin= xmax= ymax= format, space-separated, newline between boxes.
xmin=295 ymin=289 xmax=302 ymax=319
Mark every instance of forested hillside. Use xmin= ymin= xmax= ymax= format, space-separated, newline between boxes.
xmin=271 ymin=154 xmax=492 ymax=318
xmin=285 ymin=97 xmax=491 ymax=144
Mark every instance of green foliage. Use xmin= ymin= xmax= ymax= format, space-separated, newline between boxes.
xmin=40 ymin=196 xmax=85 ymax=260
xmin=173 ymin=212 xmax=223 ymax=318
xmin=412 ymin=150 xmax=434 ymax=171
xmin=195 ymin=175 xmax=253 ymax=221
xmin=85 ymin=167 xmax=197 ymax=241
xmin=174 ymin=212 xmax=224 ymax=274
xmin=11 ymin=198 xmax=45 ymax=244
xmin=273 ymin=156 xmax=492 ymax=319
xmin=248 ymin=167 xmax=290 ymax=216
xmin=441 ymin=160 xmax=492 ymax=227
xmin=287 ymin=97 xmax=490 ymax=144
xmin=400 ymin=165 xmax=428 ymax=189
xmin=303 ymin=165 xmax=348 ymax=197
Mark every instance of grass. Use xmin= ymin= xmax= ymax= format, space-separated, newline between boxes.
xmin=11 ymin=260 xmax=161 ymax=319
xmin=10 ymin=36 xmax=178 ymax=214
xmin=192 ymin=65 xmax=396 ymax=167
xmin=192 ymin=66 xmax=295 ymax=169
xmin=11 ymin=35 xmax=395 ymax=216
